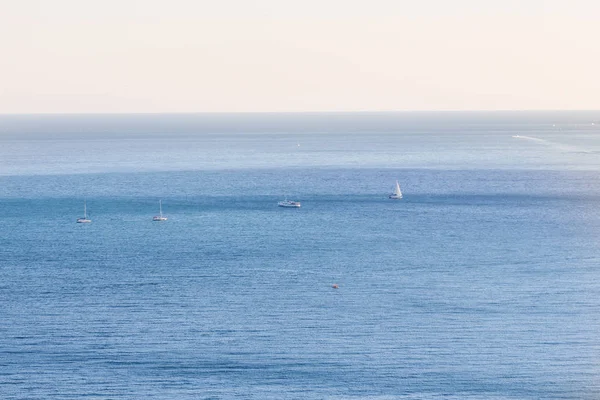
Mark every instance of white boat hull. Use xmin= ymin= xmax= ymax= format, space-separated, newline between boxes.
xmin=153 ymin=216 xmax=168 ymax=221
xmin=278 ymin=201 xmax=301 ymax=208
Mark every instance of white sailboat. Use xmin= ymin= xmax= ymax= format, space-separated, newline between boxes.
xmin=76 ymin=200 xmax=92 ymax=223
xmin=389 ymin=180 xmax=403 ymax=199
xmin=153 ymin=200 xmax=167 ymax=221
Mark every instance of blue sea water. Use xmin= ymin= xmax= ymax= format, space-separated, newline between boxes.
xmin=1 ymin=111 xmax=600 ymax=399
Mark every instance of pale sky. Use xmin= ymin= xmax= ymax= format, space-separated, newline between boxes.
xmin=1 ymin=0 xmax=599 ymax=113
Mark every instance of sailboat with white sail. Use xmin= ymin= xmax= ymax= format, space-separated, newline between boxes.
xmin=77 ymin=200 xmax=92 ymax=223
xmin=153 ymin=200 xmax=167 ymax=221
xmin=389 ymin=180 xmax=403 ymax=200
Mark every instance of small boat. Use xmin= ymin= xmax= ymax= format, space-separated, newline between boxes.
xmin=389 ymin=180 xmax=403 ymax=199
xmin=153 ymin=200 xmax=167 ymax=221
xmin=278 ymin=199 xmax=301 ymax=208
xmin=76 ymin=200 xmax=92 ymax=223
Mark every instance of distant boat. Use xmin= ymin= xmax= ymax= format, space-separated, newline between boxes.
xmin=76 ymin=200 xmax=92 ymax=223
xmin=278 ymin=199 xmax=301 ymax=208
xmin=389 ymin=180 xmax=403 ymax=200
xmin=153 ymin=200 xmax=167 ymax=221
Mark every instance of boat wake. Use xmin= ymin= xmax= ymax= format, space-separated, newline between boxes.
xmin=512 ymin=135 xmax=547 ymax=143
xmin=512 ymin=135 xmax=593 ymax=153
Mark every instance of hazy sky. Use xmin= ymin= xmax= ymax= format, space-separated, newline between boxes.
xmin=1 ymin=0 xmax=599 ymax=113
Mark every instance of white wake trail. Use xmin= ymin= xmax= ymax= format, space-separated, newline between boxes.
xmin=512 ymin=134 xmax=593 ymax=153
xmin=511 ymin=135 xmax=547 ymax=143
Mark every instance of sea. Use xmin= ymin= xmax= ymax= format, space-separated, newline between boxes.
xmin=1 ymin=111 xmax=600 ymax=399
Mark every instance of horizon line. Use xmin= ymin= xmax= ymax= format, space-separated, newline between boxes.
xmin=1 ymin=109 xmax=600 ymax=116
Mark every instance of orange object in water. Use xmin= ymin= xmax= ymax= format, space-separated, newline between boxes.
xmin=332 ymin=284 xmax=339 ymax=289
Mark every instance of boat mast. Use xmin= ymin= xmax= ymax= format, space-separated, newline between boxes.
xmin=159 ymin=200 xmax=163 ymax=218
xmin=84 ymin=200 xmax=87 ymax=219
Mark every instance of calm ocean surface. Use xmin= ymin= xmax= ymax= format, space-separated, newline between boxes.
xmin=1 ymin=111 xmax=600 ymax=399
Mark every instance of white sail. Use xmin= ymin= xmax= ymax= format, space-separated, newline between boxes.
xmin=389 ymin=180 xmax=403 ymax=199
xmin=394 ymin=181 xmax=402 ymax=198
xmin=77 ymin=200 xmax=92 ymax=223
xmin=153 ymin=199 xmax=167 ymax=221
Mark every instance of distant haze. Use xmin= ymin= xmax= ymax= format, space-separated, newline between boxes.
xmin=1 ymin=0 xmax=599 ymax=113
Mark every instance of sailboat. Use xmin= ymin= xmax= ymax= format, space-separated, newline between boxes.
xmin=388 ymin=180 xmax=403 ymax=200
xmin=76 ymin=200 xmax=92 ymax=223
xmin=153 ymin=200 xmax=168 ymax=221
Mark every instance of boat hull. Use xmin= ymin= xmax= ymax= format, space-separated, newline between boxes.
xmin=278 ymin=201 xmax=301 ymax=208
xmin=76 ymin=218 xmax=92 ymax=223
